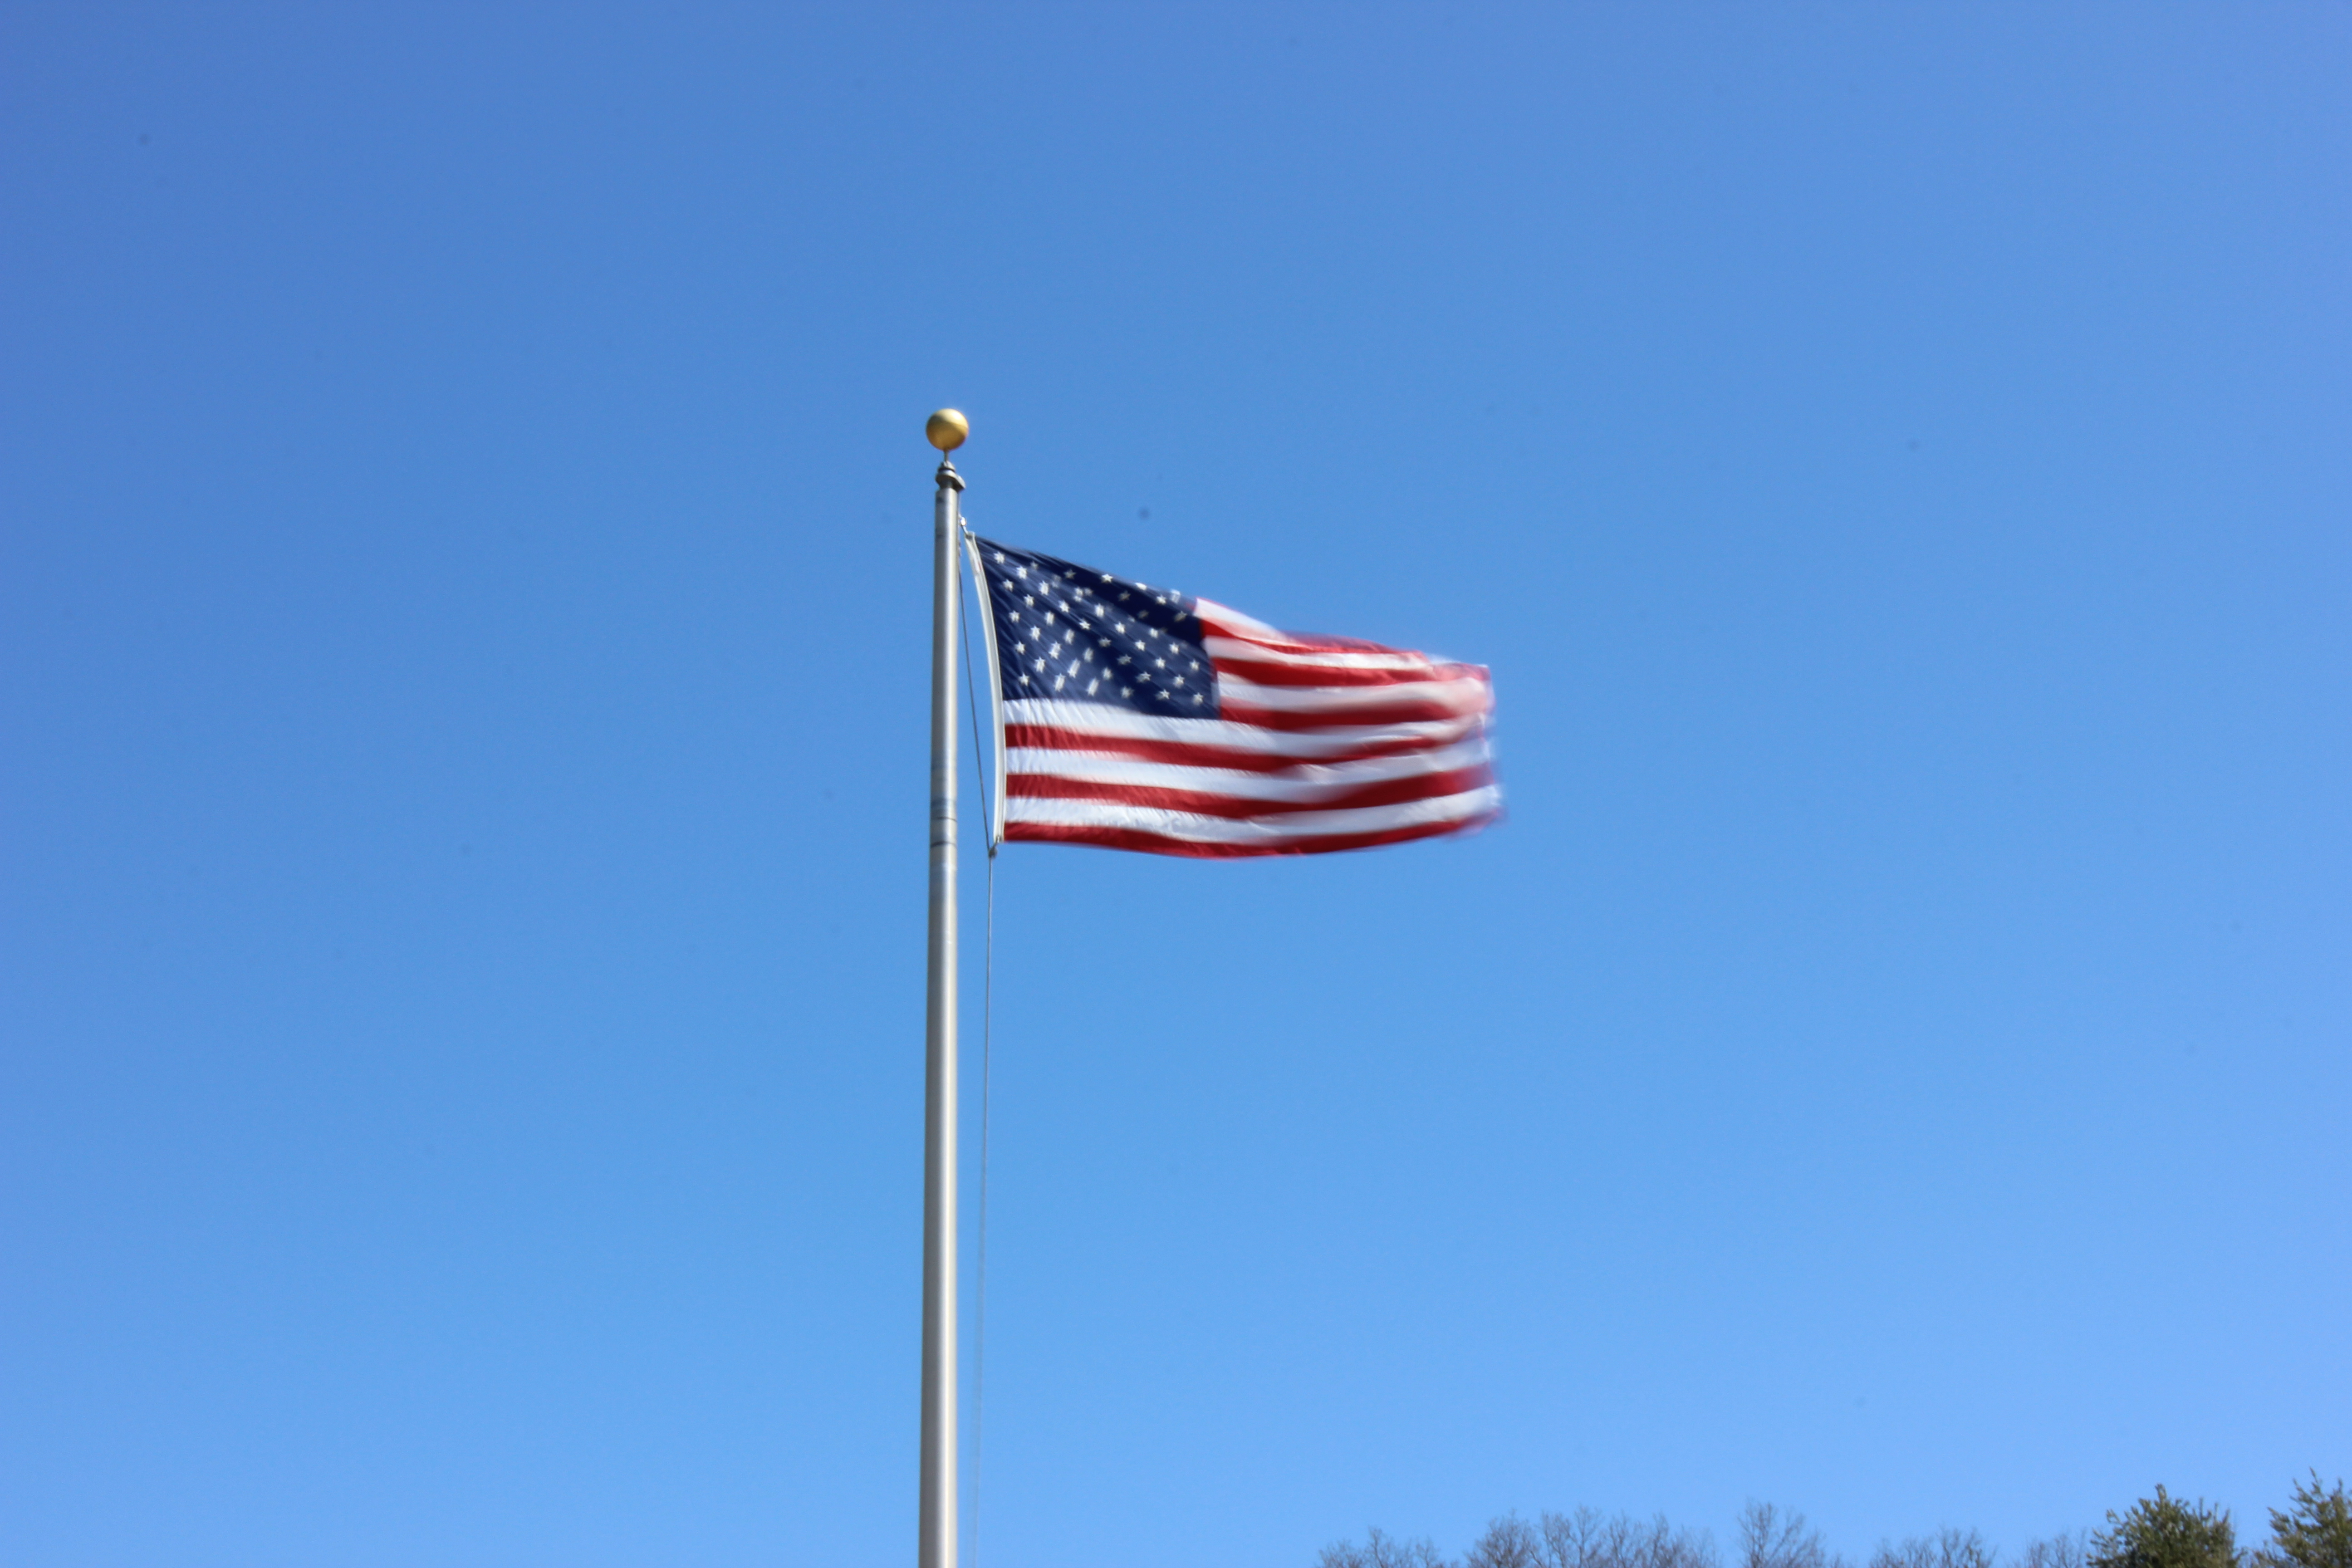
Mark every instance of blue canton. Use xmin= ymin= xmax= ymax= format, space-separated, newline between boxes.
xmin=974 ymin=537 xmax=1221 ymax=718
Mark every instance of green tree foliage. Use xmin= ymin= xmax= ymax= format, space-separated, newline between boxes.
xmin=2254 ymin=1474 xmax=2352 ymax=1568
xmin=2088 ymin=1486 xmax=2237 ymax=1568
xmin=1318 ymin=1479 xmax=2336 ymax=1568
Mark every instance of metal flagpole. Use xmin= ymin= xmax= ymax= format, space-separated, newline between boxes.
xmin=919 ymin=408 xmax=970 ymax=1568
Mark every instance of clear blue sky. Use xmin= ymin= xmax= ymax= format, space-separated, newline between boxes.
xmin=4 ymin=6 xmax=2346 ymax=1566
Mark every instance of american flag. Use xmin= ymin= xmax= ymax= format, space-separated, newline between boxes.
xmin=968 ymin=535 xmax=1499 ymax=858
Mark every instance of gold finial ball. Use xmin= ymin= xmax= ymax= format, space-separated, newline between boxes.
xmin=926 ymin=408 xmax=970 ymax=452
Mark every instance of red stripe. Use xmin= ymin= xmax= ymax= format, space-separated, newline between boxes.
xmin=1007 ymin=764 xmax=1494 ymax=819
xmin=1003 ymin=812 xmax=1499 ymax=858
xmin=1002 ymin=723 xmax=1467 ymax=772
xmin=1216 ymin=696 xmax=1484 ymax=730
xmin=1210 ymin=657 xmax=1479 ymax=690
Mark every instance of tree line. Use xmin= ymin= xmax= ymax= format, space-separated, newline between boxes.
xmin=1319 ymin=1473 xmax=2351 ymax=1568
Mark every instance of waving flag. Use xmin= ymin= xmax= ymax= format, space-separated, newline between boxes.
xmin=967 ymin=536 xmax=1499 ymax=858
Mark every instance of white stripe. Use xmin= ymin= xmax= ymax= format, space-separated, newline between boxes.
xmin=1003 ymin=698 xmax=1482 ymax=756
xmin=1200 ymin=635 xmax=1441 ymax=675
xmin=1004 ymin=784 xmax=1503 ymax=843
xmin=1195 ymin=599 xmax=1481 ymax=671
xmin=1190 ymin=599 xmax=1291 ymax=644
xmin=1007 ymin=737 xmax=1492 ymax=803
xmin=1215 ymin=670 xmax=1494 ymax=717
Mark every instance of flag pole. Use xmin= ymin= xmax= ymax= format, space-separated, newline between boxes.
xmin=919 ymin=408 xmax=970 ymax=1568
